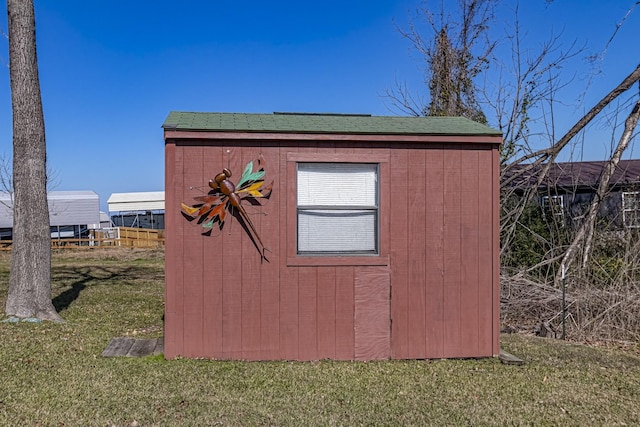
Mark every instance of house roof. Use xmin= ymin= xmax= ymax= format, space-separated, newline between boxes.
xmin=505 ymin=160 xmax=640 ymax=191
xmin=162 ymin=111 xmax=502 ymax=136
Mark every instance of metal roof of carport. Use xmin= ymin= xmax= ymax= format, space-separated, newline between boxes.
xmin=0 ymin=190 xmax=100 ymax=228
xmin=107 ymin=191 xmax=165 ymax=213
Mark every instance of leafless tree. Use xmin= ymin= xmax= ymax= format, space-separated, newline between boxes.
xmin=385 ymin=0 xmax=496 ymax=122
xmin=559 ymin=98 xmax=640 ymax=278
xmin=0 ymin=152 xmax=60 ymax=208
xmin=496 ymin=3 xmax=640 ymax=340
xmin=0 ymin=154 xmax=12 ymax=199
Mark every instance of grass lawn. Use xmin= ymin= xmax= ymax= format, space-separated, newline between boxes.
xmin=0 ymin=248 xmax=638 ymax=426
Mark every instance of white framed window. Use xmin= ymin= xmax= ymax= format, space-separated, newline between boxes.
xmin=622 ymin=192 xmax=640 ymax=228
xmin=541 ymin=195 xmax=564 ymax=217
xmin=296 ymin=162 xmax=378 ymax=255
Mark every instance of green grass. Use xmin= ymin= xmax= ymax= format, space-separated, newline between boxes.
xmin=0 ymin=249 xmax=639 ymax=426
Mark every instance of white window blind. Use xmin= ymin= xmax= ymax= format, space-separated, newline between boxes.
xmin=297 ymin=163 xmax=378 ymax=254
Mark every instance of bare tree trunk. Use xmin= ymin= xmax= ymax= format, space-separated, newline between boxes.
xmin=5 ymin=0 xmax=62 ymax=322
xmin=557 ymin=99 xmax=640 ymax=281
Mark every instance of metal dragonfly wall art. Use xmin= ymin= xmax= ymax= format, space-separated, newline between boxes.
xmin=181 ymin=156 xmax=273 ymax=262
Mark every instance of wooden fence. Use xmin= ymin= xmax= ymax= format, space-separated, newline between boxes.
xmin=0 ymin=227 xmax=164 ymax=250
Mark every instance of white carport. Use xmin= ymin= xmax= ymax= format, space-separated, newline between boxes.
xmin=0 ymin=190 xmax=100 ymax=238
xmin=107 ymin=191 xmax=165 ymax=212
xmin=107 ymin=191 xmax=165 ymax=229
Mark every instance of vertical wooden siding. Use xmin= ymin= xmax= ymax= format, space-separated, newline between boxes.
xmin=259 ymin=142 xmax=281 ymax=360
xmin=389 ymin=144 xmax=498 ymax=358
xmin=389 ymin=146 xmax=409 ymax=359
xmin=355 ymin=266 xmax=391 ymax=360
xmin=424 ymin=147 xmax=445 ymax=358
xmin=182 ymin=144 xmax=204 ymax=358
xmin=165 ymin=140 xmax=499 ymax=360
xmin=164 ymin=142 xmax=181 ymax=359
xmin=278 ymin=142 xmax=299 ymax=360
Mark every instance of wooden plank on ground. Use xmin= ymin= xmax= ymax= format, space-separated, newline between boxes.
xmin=499 ymin=349 xmax=525 ymax=365
xmin=127 ymin=339 xmax=159 ymax=357
xmin=102 ymin=337 xmax=165 ymax=357
xmin=153 ymin=336 xmax=164 ymax=356
xmin=102 ymin=337 xmax=135 ymax=357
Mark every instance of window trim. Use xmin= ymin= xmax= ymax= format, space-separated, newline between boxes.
xmin=622 ymin=191 xmax=640 ymax=228
xmin=541 ymin=194 xmax=564 ymax=209
xmin=286 ymin=152 xmax=390 ymax=267
xmin=541 ymin=195 xmax=564 ymax=217
xmin=297 ymin=162 xmax=380 ymax=255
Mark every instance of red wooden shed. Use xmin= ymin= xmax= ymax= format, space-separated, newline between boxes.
xmin=163 ymin=111 xmax=502 ymax=361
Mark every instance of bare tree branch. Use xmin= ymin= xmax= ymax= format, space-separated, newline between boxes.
xmin=557 ymin=99 xmax=640 ymax=280
xmin=385 ymin=0 xmax=496 ymax=121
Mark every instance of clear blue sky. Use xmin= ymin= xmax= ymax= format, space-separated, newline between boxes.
xmin=0 ymin=1 xmax=638 ymax=212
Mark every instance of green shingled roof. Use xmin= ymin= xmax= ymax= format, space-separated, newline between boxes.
xmin=163 ymin=111 xmax=502 ymax=136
